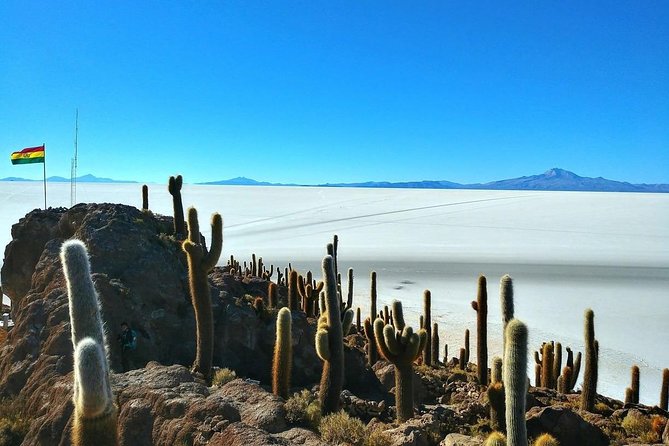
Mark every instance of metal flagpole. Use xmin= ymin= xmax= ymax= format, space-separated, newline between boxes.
xmin=42 ymin=143 xmax=47 ymax=209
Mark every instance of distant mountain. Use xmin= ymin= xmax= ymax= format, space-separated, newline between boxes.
xmin=467 ymin=168 xmax=669 ymax=193
xmin=198 ymin=176 xmax=298 ymax=186
xmin=0 ymin=174 xmax=136 ymax=183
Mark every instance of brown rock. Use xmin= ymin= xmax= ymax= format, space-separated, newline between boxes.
xmin=526 ymin=406 xmax=608 ymax=446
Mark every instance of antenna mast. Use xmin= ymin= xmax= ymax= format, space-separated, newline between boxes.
xmin=70 ymin=109 xmax=79 ymax=206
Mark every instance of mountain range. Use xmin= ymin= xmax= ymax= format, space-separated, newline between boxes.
xmin=203 ymin=169 xmax=669 ymax=193
xmin=2 ymin=169 xmax=668 ymax=192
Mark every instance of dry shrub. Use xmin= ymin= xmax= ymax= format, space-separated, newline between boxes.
xmin=285 ymin=390 xmax=321 ymax=428
xmin=211 ymin=368 xmax=236 ymax=387
xmin=621 ymin=410 xmax=654 ymax=441
xmin=319 ymin=411 xmax=365 ymax=446
xmin=364 ymin=425 xmax=392 ymax=446
xmin=0 ymin=397 xmax=30 ymax=446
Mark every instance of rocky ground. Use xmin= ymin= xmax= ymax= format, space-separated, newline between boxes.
xmin=0 ymin=203 xmax=667 ymax=445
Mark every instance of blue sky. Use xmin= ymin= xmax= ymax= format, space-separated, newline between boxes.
xmin=1 ymin=1 xmax=667 ymax=184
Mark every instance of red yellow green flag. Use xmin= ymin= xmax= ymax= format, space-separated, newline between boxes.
xmin=10 ymin=145 xmax=45 ymax=165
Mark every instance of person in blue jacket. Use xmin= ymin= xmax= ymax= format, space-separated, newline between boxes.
xmin=118 ymin=321 xmax=137 ymax=372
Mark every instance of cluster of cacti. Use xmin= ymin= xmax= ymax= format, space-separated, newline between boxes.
xmin=168 ymin=175 xmax=185 ymax=238
xmin=297 ymin=272 xmax=324 ymax=317
xmin=182 ymin=207 xmax=223 ymax=382
xmin=315 ymin=255 xmax=353 ymax=415
xmin=504 ymin=319 xmax=528 ymax=446
xmin=226 ymin=254 xmax=275 ymax=282
xmin=534 ymin=341 xmax=579 ymax=394
xmin=580 ymin=308 xmax=599 ymax=412
xmin=487 ymin=356 xmax=505 ymax=432
xmin=624 ymin=365 xmax=640 ymax=404
xmin=471 ymin=274 xmax=488 ymax=385
xmin=61 ymin=240 xmax=118 ymax=446
xmin=272 ymin=307 xmax=292 ymax=399
xmin=373 ymin=300 xmax=427 ymax=422
xmin=141 ymin=184 xmax=149 ymax=210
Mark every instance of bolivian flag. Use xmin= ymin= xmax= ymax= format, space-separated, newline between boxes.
xmin=10 ymin=145 xmax=45 ymax=165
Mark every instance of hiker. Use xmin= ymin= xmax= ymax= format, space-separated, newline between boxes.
xmin=118 ymin=321 xmax=137 ymax=372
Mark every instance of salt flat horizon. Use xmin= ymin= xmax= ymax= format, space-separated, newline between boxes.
xmin=1 ymin=181 xmax=668 ymax=405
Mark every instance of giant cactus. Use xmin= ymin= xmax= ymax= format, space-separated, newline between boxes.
xmin=141 ymin=184 xmax=149 ymax=210
xmin=472 ymin=274 xmax=488 ymax=385
xmin=373 ymin=300 xmax=427 ymax=422
xmin=61 ymin=240 xmax=117 ymax=446
xmin=580 ymin=308 xmax=598 ymax=411
xmin=488 ymin=356 xmax=505 ymax=431
xmin=182 ymin=207 xmax=223 ymax=382
xmin=500 ymin=274 xmax=514 ymax=358
xmin=168 ymin=175 xmax=185 ymax=237
xmin=423 ymin=290 xmax=432 ymax=366
xmin=504 ymin=319 xmax=528 ymax=446
xmin=315 ymin=255 xmax=352 ymax=415
xmin=630 ymin=365 xmax=640 ymax=404
xmin=272 ymin=307 xmax=292 ymax=399
xmin=660 ymin=368 xmax=668 ymax=410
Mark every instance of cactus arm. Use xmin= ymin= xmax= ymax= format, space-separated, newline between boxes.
xmin=203 ymin=213 xmax=223 ymax=271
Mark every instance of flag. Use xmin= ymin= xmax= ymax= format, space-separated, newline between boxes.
xmin=10 ymin=145 xmax=45 ymax=165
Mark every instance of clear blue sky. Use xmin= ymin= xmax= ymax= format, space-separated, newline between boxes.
xmin=1 ymin=1 xmax=667 ymax=184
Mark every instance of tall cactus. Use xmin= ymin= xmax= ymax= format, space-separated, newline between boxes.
xmin=367 ymin=271 xmax=378 ymax=366
xmin=504 ymin=319 xmax=528 ymax=446
xmin=472 ymin=275 xmax=488 ymax=385
xmin=488 ymin=356 xmax=505 ymax=432
xmin=580 ymin=308 xmax=598 ymax=412
xmin=288 ymin=270 xmax=298 ymax=311
xmin=168 ymin=175 xmax=185 ymax=237
xmin=423 ymin=290 xmax=432 ymax=366
xmin=541 ymin=343 xmax=554 ymax=389
xmin=500 ymin=274 xmax=514 ymax=359
xmin=464 ymin=329 xmax=470 ymax=364
xmin=272 ymin=307 xmax=292 ymax=399
xmin=552 ymin=342 xmax=562 ymax=389
xmin=315 ymin=255 xmax=351 ymax=415
xmin=630 ymin=365 xmax=640 ymax=404
xmin=61 ymin=240 xmax=117 ymax=446
xmin=373 ymin=300 xmax=427 ymax=422
xmin=141 ymin=184 xmax=149 ymax=210
xmin=431 ymin=323 xmax=439 ymax=366
xmin=182 ymin=207 xmax=223 ymax=382
xmin=660 ymin=368 xmax=668 ymax=410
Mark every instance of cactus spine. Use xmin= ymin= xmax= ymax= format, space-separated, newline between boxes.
xmin=272 ymin=308 xmax=292 ymax=399
xmin=168 ymin=175 xmax=185 ymax=237
xmin=660 ymin=368 xmax=668 ymax=410
xmin=580 ymin=308 xmax=598 ymax=412
xmin=315 ymin=255 xmax=346 ymax=415
xmin=504 ymin=319 xmax=528 ymax=446
xmin=423 ymin=290 xmax=432 ymax=366
xmin=500 ymin=274 xmax=514 ymax=359
xmin=182 ymin=207 xmax=223 ymax=382
xmin=373 ymin=300 xmax=427 ymax=422
xmin=61 ymin=240 xmax=118 ymax=446
xmin=141 ymin=184 xmax=149 ymax=210
xmin=472 ymin=275 xmax=488 ymax=385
